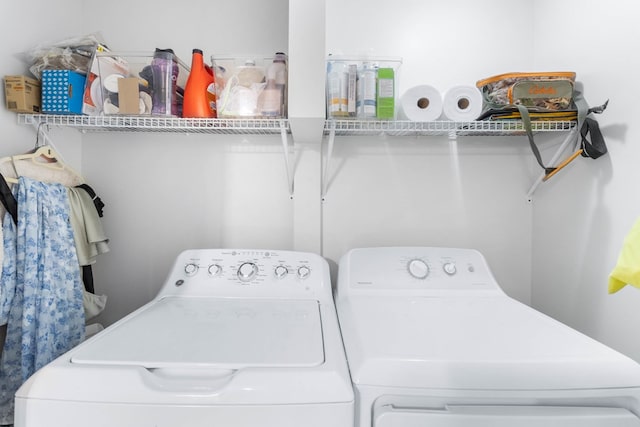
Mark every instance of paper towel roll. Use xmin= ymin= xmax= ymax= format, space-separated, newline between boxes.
xmin=442 ymin=85 xmax=483 ymax=121
xmin=399 ymin=85 xmax=443 ymax=121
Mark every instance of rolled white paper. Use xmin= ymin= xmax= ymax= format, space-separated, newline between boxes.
xmin=442 ymin=85 xmax=483 ymax=121
xmin=399 ymin=85 xmax=443 ymax=122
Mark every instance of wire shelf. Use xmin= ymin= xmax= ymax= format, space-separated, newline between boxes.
xmin=18 ymin=114 xmax=574 ymax=137
xmin=323 ymin=119 xmax=576 ymax=137
xmin=17 ymin=114 xmax=290 ymax=135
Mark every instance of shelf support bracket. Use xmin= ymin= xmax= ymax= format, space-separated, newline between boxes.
xmin=321 ymin=121 xmax=336 ymax=199
xmin=526 ymin=127 xmax=578 ymax=200
xmin=280 ymin=119 xmax=294 ymax=197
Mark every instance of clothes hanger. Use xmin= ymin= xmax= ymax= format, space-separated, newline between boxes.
xmin=12 ymin=143 xmax=65 ymax=168
xmin=0 ymin=122 xmax=84 ymax=184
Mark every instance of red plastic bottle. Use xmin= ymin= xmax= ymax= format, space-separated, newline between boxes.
xmin=183 ymin=49 xmax=214 ymax=118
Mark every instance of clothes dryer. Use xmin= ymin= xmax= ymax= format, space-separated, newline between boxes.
xmin=15 ymin=249 xmax=354 ymax=427
xmin=335 ymin=247 xmax=640 ymax=427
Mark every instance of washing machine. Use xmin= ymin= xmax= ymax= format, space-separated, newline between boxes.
xmin=14 ymin=249 xmax=354 ymax=427
xmin=335 ymin=246 xmax=640 ymax=427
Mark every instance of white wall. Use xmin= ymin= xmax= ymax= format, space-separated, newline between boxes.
xmin=531 ymin=0 xmax=640 ymax=360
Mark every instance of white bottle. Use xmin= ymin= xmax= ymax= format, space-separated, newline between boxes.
xmin=358 ymin=62 xmax=377 ymax=119
xmin=261 ymin=53 xmax=287 ymax=117
xmin=273 ymin=52 xmax=287 ymax=116
xmin=327 ymin=61 xmax=348 ymax=118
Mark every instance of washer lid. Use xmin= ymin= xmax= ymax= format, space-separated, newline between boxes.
xmin=72 ymin=297 xmax=324 ymax=368
xmin=337 ymin=295 xmax=640 ymax=390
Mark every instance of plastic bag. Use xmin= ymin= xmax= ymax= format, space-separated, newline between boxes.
xmin=21 ymin=33 xmax=107 ymax=79
xmin=216 ymin=72 xmax=267 ymax=118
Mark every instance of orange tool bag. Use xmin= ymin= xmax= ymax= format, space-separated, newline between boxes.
xmin=476 ymin=72 xmax=608 ymax=179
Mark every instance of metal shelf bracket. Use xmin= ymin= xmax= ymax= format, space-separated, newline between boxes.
xmin=279 ymin=119 xmax=294 ymax=197
xmin=321 ymin=121 xmax=337 ymax=199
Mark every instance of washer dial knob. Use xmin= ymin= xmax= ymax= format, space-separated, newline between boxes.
xmin=408 ymin=259 xmax=429 ymax=279
xmin=184 ymin=263 xmax=199 ymax=276
xmin=274 ymin=265 xmax=289 ymax=279
xmin=237 ymin=262 xmax=259 ymax=282
xmin=208 ymin=264 xmax=222 ymax=277
xmin=297 ymin=265 xmax=311 ymax=280
xmin=443 ymin=262 xmax=457 ymax=275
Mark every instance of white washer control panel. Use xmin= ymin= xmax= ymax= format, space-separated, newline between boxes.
xmin=338 ymin=247 xmax=502 ymax=295
xmin=157 ymin=249 xmax=328 ymax=300
xmin=180 ymin=251 xmax=313 ymax=284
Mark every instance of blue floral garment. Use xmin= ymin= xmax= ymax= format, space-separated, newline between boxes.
xmin=0 ymin=177 xmax=85 ymax=425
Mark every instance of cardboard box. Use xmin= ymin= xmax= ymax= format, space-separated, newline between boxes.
xmin=4 ymin=75 xmax=41 ymax=113
xmin=117 ymin=77 xmax=142 ymax=114
xmin=41 ymin=69 xmax=86 ymax=114
xmin=376 ymin=68 xmax=395 ymax=119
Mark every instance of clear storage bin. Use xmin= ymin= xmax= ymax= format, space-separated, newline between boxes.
xmin=87 ymin=51 xmax=190 ymax=116
xmin=212 ymin=53 xmax=288 ymax=119
xmin=326 ymin=56 xmax=402 ymax=120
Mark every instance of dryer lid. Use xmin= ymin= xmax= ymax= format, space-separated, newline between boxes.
xmin=72 ymin=297 xmax=325 ymax=368
xmin=337 ymin=295 xmax=640 ymax=390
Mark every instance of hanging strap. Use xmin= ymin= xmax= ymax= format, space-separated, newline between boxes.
xmin=517 ymin=91 xmax=606 ymax=173
xmin=82 ymin=265 xmax=95 ymax=294
xmin=580 ymin=116 xmax=608 ymax=160
xmin=75 ymin=184 xmax=105 ymax=217
xmin=0 ymin=173 xmax=18 ymax=225
xmin=516 ymin=103 xmax=556 ymax=174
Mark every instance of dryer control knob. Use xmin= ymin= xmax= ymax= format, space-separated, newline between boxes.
xmin=297 ymin=265 xmax=311 ymax=280
xmin=274 ymin=265 xmax=289 ymax=279
xmin=237 ymin=262 xmax=259 ymax=282
xmin=208 ymin=264 xmax=222 ymax=277
xmin=184 ymin=263 xmax=199 ymax=276
xmin=408 ymin=259 xmax=429 ymax=279
xmin=443 ymin=262 xmax=457 ymax=275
